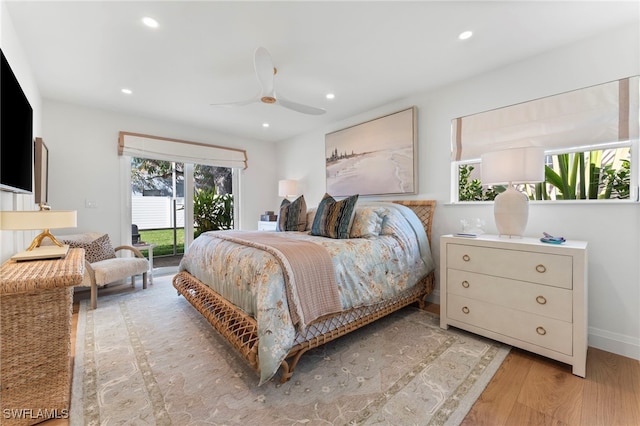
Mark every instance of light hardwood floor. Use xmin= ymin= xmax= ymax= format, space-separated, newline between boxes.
xmin=45 ymin=301 xmax=640 ymax=426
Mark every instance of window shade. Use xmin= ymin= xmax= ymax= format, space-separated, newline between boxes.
xmin=118 ymin=132 xmax=248 ymax=169
xmin=451 ymin=76 xmax=639 ymax=161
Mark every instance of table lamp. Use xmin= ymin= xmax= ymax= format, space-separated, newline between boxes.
xmin=278 ymin=179 xmax=297 ymax=199
xmin=0 ymin=208 xmax=77 ymax=260
xmin=481 ymin=147 xmax=544 ymax=237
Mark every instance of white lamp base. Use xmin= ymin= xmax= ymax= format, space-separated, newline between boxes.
xmin=494 ymin=185 xmax=529 ymax=237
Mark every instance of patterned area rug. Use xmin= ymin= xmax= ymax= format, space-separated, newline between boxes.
xmin=70 ymin=275 xmax=509 ymax=425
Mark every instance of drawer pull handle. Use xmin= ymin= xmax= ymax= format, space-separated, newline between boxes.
xmin=536 ymin=295 xmax=547 ymax=305
xmin=462 ymin=280 xmax=470 ymax=288
xmin=536 ymin=264 xmax=547 ymax=273
xmin=536 ymin=326 xmax=547 ymax=336
xmin=462 ymin=306 xmax=470 ymax=314
xmin=462 ymin=254 xmax=471 ymax=262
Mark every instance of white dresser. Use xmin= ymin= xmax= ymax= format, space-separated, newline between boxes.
xmin=440 ymin=234 xmax=588 ymax=377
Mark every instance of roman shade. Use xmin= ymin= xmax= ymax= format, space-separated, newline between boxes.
xmin=118 ymin=132 xmax=248 ymax=169
xmin=452 ymin=76 xmax=639 ymax=161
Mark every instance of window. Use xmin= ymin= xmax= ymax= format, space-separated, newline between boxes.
xmin=452 ymin=76 xmax=638 ymax=203
xmin=456 ymin=143 xmax=634 ymax=202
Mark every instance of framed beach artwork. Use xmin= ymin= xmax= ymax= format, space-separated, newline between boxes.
xmin=325 ymin=107 xmax=417 ymax=196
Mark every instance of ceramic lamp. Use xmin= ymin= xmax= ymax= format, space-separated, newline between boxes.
xmin=481 ymin=147 xmax=544 ymax=237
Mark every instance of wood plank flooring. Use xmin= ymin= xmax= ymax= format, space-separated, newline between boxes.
xmin=462 ymin=346 xmax=640 ymax=426
xmin=43 ymin=300 xmax=639 ymax=425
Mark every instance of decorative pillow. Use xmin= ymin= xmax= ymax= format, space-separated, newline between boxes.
xmin=311 ymin=193 xmax=359 ymax=239
xmin=276 ymin=195 xmax=307 ymax=231
xmin=305 ymin=208 xmax=317 ymax=231
xmin=62 ymin=233 xmax=117 ymax=263
xmin=349 ymin=206 xmax=387 ymax=238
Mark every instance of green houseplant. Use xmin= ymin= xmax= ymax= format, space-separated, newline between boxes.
xmin=193 ymin=187 xmax=233 ymax=238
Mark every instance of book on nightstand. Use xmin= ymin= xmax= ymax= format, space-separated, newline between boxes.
xmin=12 ymin=245 xmax=70 ymax=261
xmin=260 ymin=211 xmax=277 ymax=221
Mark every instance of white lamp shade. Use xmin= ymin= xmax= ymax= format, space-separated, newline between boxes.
xmin=481 ymin=146 xmax=545 ymax=185
xmin=0 ymin=210 xmax=77 ymax=230
xmin=278 ymin=179 xmax=297 ymax=197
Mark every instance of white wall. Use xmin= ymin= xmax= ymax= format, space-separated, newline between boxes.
xmin=41 ymin=100 xmax=277 ymax=248
xmin=0 ymin=1 xmax=43 ymax=262
xmin=276 ymin=23 xmax=640 ymax=360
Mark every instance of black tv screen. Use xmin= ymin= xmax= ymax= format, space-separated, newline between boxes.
xmin=1 ymin=48 xmax=34 ymax=194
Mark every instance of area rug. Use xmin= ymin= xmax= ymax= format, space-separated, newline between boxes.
xmin=70 ymin=275 xmax=510 ymax=425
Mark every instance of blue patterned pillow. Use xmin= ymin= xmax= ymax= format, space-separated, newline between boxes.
xmin=311 ymin=193 xmax=359 ymax=239
xmin=276 ymin=195 xmax=307 ymax=231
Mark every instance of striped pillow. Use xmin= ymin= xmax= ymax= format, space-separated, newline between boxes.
xmin=311 ymin=193 xmax=359 ymax=239
xmin=276 ymin=195 xmax=307 ymax=231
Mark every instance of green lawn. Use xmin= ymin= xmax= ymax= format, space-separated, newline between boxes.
xmin=138 ymin=228 xmax=185 ymax=257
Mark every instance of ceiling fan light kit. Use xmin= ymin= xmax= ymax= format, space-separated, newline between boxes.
xmin=211 ymin=47 xmax=326 ymax=115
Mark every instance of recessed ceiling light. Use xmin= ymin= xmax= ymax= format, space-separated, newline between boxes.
xmin=326 ymin=93 xmax=335 ymax=100
xmin=121 ymin=88 xmax=132 ymax=95
xmin=262 ymin=123 xmax=270 ymax=128
xmin=459 ymin=31 xmax=473 ymax=40
xmin=142 ymin=17 xmax=159 ymax=28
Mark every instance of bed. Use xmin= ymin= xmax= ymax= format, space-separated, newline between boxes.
xmin=173 ymin=199 xmax=436 ymax=385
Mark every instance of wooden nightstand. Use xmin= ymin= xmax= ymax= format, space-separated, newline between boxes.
xmin=440 ymin=234 xmax=588 ymax=377
xmin=258 ymin=221 xmax=278 ymax=231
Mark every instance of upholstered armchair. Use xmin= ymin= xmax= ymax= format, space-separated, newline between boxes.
xmin=52 ymin=232 xmax=149 ymax=309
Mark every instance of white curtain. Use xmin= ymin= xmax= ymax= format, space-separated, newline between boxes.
xmin=452 ymin=76 xmax=639 ymax=161
xmin=118 ymin=132 xmax=247 ymax=169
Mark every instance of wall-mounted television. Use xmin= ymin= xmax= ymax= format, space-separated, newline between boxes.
xmin=1 ymin=48 xmax=34 ymax=194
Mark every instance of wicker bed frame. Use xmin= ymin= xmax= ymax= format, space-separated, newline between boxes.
xmin=173 ymin=200 xmax=436 ymax=383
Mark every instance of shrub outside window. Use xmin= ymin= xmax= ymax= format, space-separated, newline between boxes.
xmin=456 ymin=144 xmax=634 ymax=202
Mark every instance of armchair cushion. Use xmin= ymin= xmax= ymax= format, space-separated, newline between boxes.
xmin=90 ymin=257 xmax=150 ymax=286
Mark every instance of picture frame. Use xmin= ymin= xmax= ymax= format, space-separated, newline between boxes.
xmin=325 ymin=107 xmax=417 ymax=197
xmin=34 ymin=137 xmax=48 ymax=205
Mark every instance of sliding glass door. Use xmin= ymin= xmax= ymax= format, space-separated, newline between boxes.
xmin=119 ymin=131 xmax=244 ymax=271
xmin=129 ymin=158 xmax=235 ymax=269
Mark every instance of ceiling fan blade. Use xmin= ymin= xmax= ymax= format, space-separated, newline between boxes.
xmin=254 ymin=46 xmax=275 ymax=96
xmin=211 ymin=47 xmax=326 ymax=115
xmin=210 ymin=95 xmax=258 ymax=108
xmin=277 ymin=95 xmax=326 ymax=115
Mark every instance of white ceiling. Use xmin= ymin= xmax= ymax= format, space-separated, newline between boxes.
xmin=5 ymin=1 xmax=639 ymax=143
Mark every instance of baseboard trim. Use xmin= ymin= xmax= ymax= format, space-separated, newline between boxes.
xmin=588 ymin=326 xmax=640 ymax=361
xmin=427 ymin=288 xmax=440 ymax=304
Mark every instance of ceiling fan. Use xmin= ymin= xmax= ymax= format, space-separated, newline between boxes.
xmin=211 ymin=47 xmax=326 ymax=115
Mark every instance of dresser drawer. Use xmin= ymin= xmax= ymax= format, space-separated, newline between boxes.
xmin=447 ymin=244 xmax=573 ymax=289
xmin=447 ymin=269 xmax=572 ymax=322
xmin=447 ymin=294 xmax=573 ymax=355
